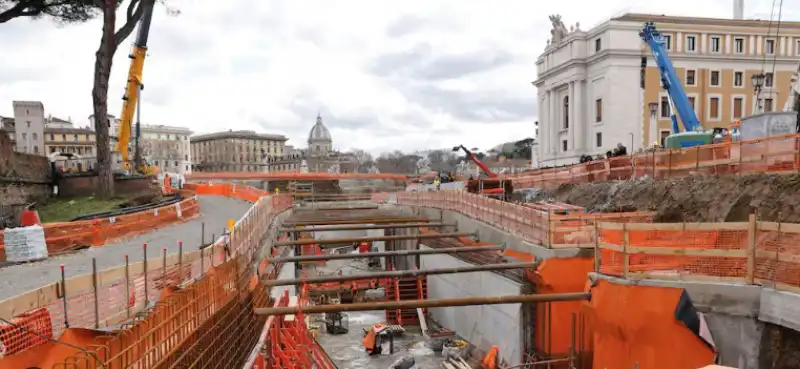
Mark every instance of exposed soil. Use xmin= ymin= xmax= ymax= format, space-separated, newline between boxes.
xmin=759 ymin=323 xmax=800 ymax=369
xmin=521 ymin=173 xmax=800 ymax=223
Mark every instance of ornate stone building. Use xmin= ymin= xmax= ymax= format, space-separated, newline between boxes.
xmin=267 ymin=113 xmax=357 ymax=173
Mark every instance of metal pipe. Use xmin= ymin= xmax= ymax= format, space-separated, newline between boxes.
xmin=273 ymin=232 xmax=475 ymax=247
xmin=283 ymin=218 xmax=430 ymax=226
xmin=254 ymin=292 xmax=591 ymax=316
xmin=269 ymin=245 xmax=504 ymax=263
xmin=298 ymin=206 xmax=379 ymax=211
xmin=279 ymin=222 xmax=454 ymax=232
xmin=263 ymin=261 xmax=537 ymax=286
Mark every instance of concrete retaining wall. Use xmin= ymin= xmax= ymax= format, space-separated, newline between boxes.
xmin=420 ymin=244 xmax=524 ymax=366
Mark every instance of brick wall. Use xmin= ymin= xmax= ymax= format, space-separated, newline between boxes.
xmin=0 ymin=130 xmax=52 ymax=226
xmin=58 ymin=175 xmax=158 ymax=198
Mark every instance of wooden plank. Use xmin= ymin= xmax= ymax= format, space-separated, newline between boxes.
xmin=598 ymin=242 xmax=623 ymax=252
xmin=627 ymin=246 xmax=747 ymax=258
xmin=754 ymin=249 xmax=800 ymax=264
xmin=746 ymin=213 xmax=757 ymax=284
xmin=626 ymin=272 xmax=746 ymax=284
xmin=758 ymin=222 xmax=800 ymax=233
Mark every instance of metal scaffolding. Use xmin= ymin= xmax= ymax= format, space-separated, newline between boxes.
xmin=279 ymin=222 xmax=455 ymax=232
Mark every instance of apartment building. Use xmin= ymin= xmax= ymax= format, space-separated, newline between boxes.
xmin=2 ymin=102 xmax=96 ymax=157
xmin=139 ymin=124 xmax=193 ymax=176
xmin=191 ymin=130 xmax=288 ymax=172
xmin=534 ymin=10 xmax=800 ymax=166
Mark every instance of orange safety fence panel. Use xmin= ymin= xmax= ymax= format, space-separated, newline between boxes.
xmin=0 ymin=183 xmax=293 ymax=365
xmin=502 ymin=134 xmax=800 ymax=190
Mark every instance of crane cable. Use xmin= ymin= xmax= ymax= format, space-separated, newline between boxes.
xmin=769 ymin=0 xmax=784 ymax=86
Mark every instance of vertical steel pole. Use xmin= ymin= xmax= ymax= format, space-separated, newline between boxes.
xmin=92 ymin=258 xmax=99 ymax=329
xmin=60 ymin=265 xmax=69 ymax=328
xmin=143 ymin=243 xmax=149 ymax=307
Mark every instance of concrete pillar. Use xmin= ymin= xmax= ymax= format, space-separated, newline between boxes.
xmin=568 ymin=81 xmax=575 ymax=152
xmin=574 ymin=80 xmax=584 ymax=152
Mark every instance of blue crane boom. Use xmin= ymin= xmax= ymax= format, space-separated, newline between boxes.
xmin=640 ymin=21 xmax=702 ymax=133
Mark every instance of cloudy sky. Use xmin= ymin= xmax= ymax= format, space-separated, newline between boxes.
xmin=0 ymin=0 xmax=791 ymax=155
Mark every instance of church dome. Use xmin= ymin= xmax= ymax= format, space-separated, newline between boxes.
xmin=308 ymin=113 xmax=332 ymax=143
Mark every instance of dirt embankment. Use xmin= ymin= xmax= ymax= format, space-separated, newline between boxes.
xmin=523 ymin=173 xmax=800 ymax=223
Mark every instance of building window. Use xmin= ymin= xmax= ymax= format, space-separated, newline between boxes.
xmin=766 ymin=39 xmax=775 ymax=55
xmin=49 ymin=133 xmax=54 ymax=141
xmin=733 ymin=97 xmax=744 ymax=119
xmin=33 ymin=146 xmax=38 ymax=153
xmin=709 ymin=97 xmax=720 ymax=119
xmin=688 ymin=96 xmax=696 ymax=111
xmin=73 ymin=134 xmax=78 ymax=141
xmin=185 ymin=154 xmax=188 ymax=160
xmin=663 ymin=34 xmax=672 ymax=50
xmin=85 ymin=134 xmax=90 ymax=140
xmin=22 ymin=133 xmax=26 ymax=140
xmin=734 ymin=71 xmax=744 ymax=87
xmin=660 ymin=130 xmax=670 ymax=147
xmin=562 ymin=140 xmax=568 ymax=152
xmin=764 ymin=98 xmax=774 ymax=112
xmin=765 ymin=72 xmax=774 ymax=87
xmin=32 ymin=133 xmax=37 ymax=141
xmin=62 ymin=134 xmax=66 ymax=140
xmin=734 ymin=37 xmax=744 ymax=53
xmin=563 ymin=96 xmax=569 ymax=129
xmin=710 ymin=36 xmax=721 ymax=53
xmin=796 ymin=39 xmax=800 ymax=56
xmin=660 ymin=96 xmax=670 ymax=118
xmin=686 ymin=35 xmax=697 ymax=52
xmin=596 ymin=132 xmax=603 ymax=147
xmin=709 ymin=71 xmax=720 ymax=86
xmin=686 ymin=70 xmax=696 ymax=86
xmin=26 ymin=121 xmax=30 ymax=128
xmin=595 ymin=38 xmax=601 ymax=52
xmin=595 ymin=99 xmax=602 ymax=122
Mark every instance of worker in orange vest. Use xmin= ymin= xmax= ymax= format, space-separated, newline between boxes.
xmin=359 ymin=241 xmax=370 ymax=253
xmin=482 ymin=345 xmax=498 ymax=369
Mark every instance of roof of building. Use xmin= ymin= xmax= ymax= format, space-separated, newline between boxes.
xmin=308 ymin=113 xmax=332 ymax=143
xmin=46 ymin=126 xmax=94 ymax=134
xmin=141 ymin=124 xmax=194 ymax=134
xmin=49 ymin=116 xmax=71 ymax=124
xmin=191 ymin=130 xmax=288 ymax=142
xmin=612 ymin=13 xmax=800 ymax=28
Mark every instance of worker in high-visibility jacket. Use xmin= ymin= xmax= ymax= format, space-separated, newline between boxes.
xmin=358 ymin=241 xmax=370 ymax=253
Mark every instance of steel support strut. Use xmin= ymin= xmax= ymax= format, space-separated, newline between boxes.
xmin=254 ymin=292 xmax=591 ymax=315
xmin=273 ymin=232 xmax=475 ymax=247
xmin=263 ymin=262 xmax=537 ymax=286
xmin=269 ymin=245 xmax=504 ymax=263
xmin=279 ymin=222 xmax=454 ymax=232
xmin=282 ymin=218 xmax=430 ymax=226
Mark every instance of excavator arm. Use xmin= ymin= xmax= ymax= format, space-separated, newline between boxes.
xmin=452 ymin=145 xmax=497 ymax=178
xmin=115 ymin=0 xmax=156 ymax=165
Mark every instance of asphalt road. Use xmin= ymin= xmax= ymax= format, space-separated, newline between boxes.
xmin=0 ymin=195 xmax=253 ymax=301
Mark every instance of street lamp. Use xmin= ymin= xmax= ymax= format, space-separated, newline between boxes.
xmin=751 ymin=72 xmax=766 ymax=113
xmin=648 ymin=102 xmax=659 ymax=148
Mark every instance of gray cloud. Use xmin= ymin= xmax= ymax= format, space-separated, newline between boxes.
xmin=405 ymin=84 xmax=535 ymax=123
xmin=385 ymin=14 xmax=428 ymax=38
xmin=369 ymin=44 xmax=514 ymax=81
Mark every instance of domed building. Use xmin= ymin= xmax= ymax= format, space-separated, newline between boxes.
xmin=265 ymin=113 xmax=356 ymax=173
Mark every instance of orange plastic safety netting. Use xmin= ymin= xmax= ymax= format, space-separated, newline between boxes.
xmin=0 ymin=184 xmax=292 ymax=366
xmin=505 ymin=134 xmax=800 ymax=190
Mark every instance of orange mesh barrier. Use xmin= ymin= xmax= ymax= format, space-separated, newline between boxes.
xmin=0 ymin=184 xmax=292 ymax=366
xmin=397 ymin=191 xmax=652 ymax=249
xmin=187 ymin=171 xmax=408 ymax=181
xmin=505 ymin=134 xmax=800 ymax=189
xmin=0 ymin=191 xmax=201 ymax=260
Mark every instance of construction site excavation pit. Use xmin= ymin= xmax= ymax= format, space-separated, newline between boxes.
xmin=274 ymin=206 xmax=551 ymax=368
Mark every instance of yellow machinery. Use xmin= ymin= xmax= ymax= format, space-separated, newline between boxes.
xmin=115 ymin=0 xmax=158 ymax=175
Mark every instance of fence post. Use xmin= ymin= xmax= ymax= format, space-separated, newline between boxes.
xmin=92 ymin=258 xmax=99 ymax=329
xmin=178 ymin=241 xmax=183 ymax=283
xmin=143 ymin=243 xmax=149 ymax=308
xmin=125 ymin=254 xmax=131 ymax=319
xmin=746 ymin=212 xmax=756 ymax=284
xmin=162 ymin=248 xmax=167 ymax=286
xmin=622 ymin=223 xmax=629 ymax=278
xmin=594 ymin=222 xmax=600 ymax=274
xmin=60 ymin=264 xmax=69 ymax=328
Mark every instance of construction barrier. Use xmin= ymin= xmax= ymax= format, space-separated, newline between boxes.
xmin=0 ymin=184 xmax=291 ymax=367
xmin=506 ymin=134 xmax=800 ymax=189
xmin=0 ymin=191 xmax=200 ymax=261
xmin=187 ymin=171 xmax=408 ymax=181
xmin=395 ymin=190 xmax=653 ymax=248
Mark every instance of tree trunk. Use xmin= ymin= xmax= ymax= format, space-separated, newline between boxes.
xmin=92 ymin=1 xmax=119 ymax=197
